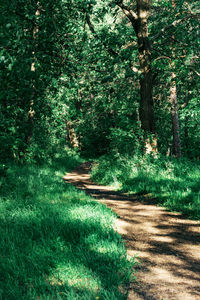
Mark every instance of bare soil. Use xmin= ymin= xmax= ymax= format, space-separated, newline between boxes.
xmin=63 ymin=162 xmax=200 ymax=300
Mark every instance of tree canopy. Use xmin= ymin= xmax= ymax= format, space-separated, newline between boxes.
xmin=0 ymin=0 xmax=199 ymax=161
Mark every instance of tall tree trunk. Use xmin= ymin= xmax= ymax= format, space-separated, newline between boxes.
xmin=169 ymin=65 xmax=181 ymax=157
xmin=184 ymin=116 xmax=189 ymax=156
xmin=170 ymin=0 xmax=181 ymax=157
xmin=67 ymin=121 xmax=79 ymax=149
xmin=91 ymin=1 xmax=157 ymax=153
xmin=135 ymin=0 xmax=157 ymax=153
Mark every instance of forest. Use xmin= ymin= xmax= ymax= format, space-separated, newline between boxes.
xmin=0 ymin=0 xmax=200 ymax=299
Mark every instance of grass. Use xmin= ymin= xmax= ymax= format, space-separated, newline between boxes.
xmin=0 ymin=150 xmax=135 ymax=299
xmin=91 ymin=154 xmax=200 ymax=220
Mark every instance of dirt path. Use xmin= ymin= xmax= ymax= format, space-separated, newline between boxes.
xmin=63 ymin=162 xmax=200 ymax=300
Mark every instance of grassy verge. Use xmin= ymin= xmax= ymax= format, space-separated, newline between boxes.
xmin=0 ymin=151 xmax=135 ymax=299
xmin=91 ymin=154 xmax=200 ymax=220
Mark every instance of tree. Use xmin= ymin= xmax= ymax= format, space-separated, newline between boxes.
xmin=1 ymin=0 xmax=199 ymax=162
xmin=169 ymin=0 xmax=181 ymax=157
xmin=115 ymin=1 xmax=157 ymax=153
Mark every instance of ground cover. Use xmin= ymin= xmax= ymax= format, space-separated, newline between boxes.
xmin=0 ymin=152 xmax=134 ymax=299
xmin=91 ymin=154 xmax=200 ymax=220
xmin=64 ymin=162 xmax=200 ymax=300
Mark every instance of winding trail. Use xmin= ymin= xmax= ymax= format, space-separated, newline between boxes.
xmin=63 ymin=162 xmax=200 ymax=300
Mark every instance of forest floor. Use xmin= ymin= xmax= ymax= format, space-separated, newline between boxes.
xmin=63 ymin=162 xmax=200 ymax=300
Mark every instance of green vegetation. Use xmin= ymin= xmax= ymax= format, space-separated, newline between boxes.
xmin=1 ymin=0 xmax=200 ymax=298
xmin=1 ymin=1 xmax=200 ymax=163
xmin=91 ymin=155 xmax=200 ymax=220
xmin=0 ymin=151 xmax=134 ymax=299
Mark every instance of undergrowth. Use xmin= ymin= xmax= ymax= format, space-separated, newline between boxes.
xmin=91 ymin=154 xmax=200 ymax=220
xmin=0 ymin=150 xmax=135 ymax=299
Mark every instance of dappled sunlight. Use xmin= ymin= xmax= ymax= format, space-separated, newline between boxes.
xmin=64 ymin=163 xmax=200 ymax=300
xmin=0 ymin=161 xmax=134 ymax=299
xmin=115 ymin=218 xmax=132 ymax=236
xmin=48 ymin=262 xmax=101 ymax=293
xmin=151 ymin=235 xmax=174 ymax=243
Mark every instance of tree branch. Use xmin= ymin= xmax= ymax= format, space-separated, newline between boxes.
xmin=122 ymin=40 xmax=137 ymax=49
xmin=85 ymin=14 xmax=119 ymax=57
xmin=115 ymin=1 xmax=138 ymax=25
xmin=187 ymin=66 xmax=200 ymax=77
xmin=151 ymin=14 xmax=200 ymax=42
xmin=153 ymin=56 xmax=172 ymax=63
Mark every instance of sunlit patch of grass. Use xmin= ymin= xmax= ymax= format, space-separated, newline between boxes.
xmin=0 ymin=151 xmax=134 ymax=299
xmin=91 ymin=154 xmax=200 ymax=220
xmin=48 ymin=262 xmax=101 ymax=293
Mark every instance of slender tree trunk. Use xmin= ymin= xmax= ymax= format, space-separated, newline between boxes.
xmin=67 ymin=121 xmax=79 ymax=149
xmin=170 ymin=0 xmax=181 ymax=157
xmin=184 ymin=116 xmax=189 ymax=156
xmin=169 ymin=65 xmax=181 ymax=157
xmin=135 ymin=0 xmax=157 ymax=153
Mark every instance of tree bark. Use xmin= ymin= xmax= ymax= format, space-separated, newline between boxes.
xmin=135 ymin=0 xmax=157 ymax=153
xmin=67 ymin=121 xmax=79 ymax=149
xmin=88 ymin=1 xmax=157 ymax=153
xmin=170 ymin=0 xmax=181 ymax=157
xmin=117 ymin=0 xmax=157 ymax=152
xmin=136 ymin=1 xmax=155 ymax=132
xmin=170 ymin=66 xmax=181 ymax=157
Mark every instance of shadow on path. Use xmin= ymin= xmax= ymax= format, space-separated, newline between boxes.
xmin=63 ymin=162 xmax=200 ymax=300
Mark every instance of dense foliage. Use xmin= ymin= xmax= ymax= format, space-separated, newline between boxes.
xmin=91 ymin=154 xmax=200 ymax=219
xmin=0 ymin=1 xmax=199 ymax=298
xmin=1 ymin=0 xmax=199 ymax=162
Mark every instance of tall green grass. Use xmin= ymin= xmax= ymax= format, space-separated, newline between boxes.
xmin=91 ymin=154 xmax=200 ymax=220
xmin=0 ymin=151 xmax=134 ymax=299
